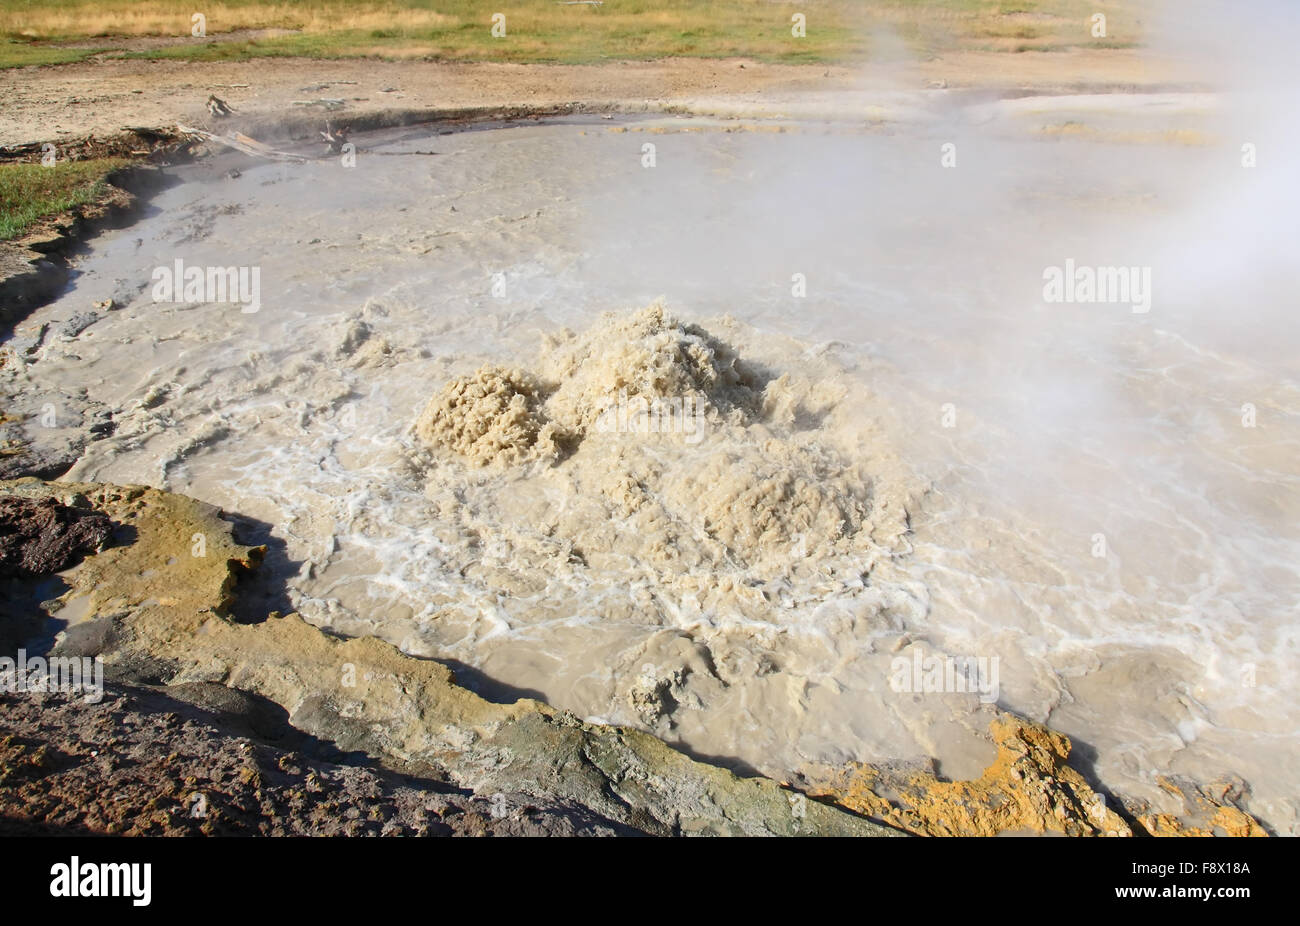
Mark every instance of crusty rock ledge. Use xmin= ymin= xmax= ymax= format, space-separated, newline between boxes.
xmin=0 ymin=478 xmax=896 ymax=837
xmin=0 ymin=686 xmax=644 ymax=836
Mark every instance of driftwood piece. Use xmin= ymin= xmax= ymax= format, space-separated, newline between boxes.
xmin=320 ymin=120 xmax=352 ymax=153
xmin=176 ymin=124 xmax=307 ymax=163
xmin=207 ymin=95 xmax=234 ymax=117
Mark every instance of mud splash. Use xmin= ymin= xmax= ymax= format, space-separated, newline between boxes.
xmin=414 ymin=304 xmax=909 ymax=582
xmin=416 ymin=365 xmax=558 ymax=466
xmin=405 ymin=304 xmax=924 ymax=753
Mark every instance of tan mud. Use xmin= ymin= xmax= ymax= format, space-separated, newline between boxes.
xmin=4 ymin=112 xmax=1294 ymax=833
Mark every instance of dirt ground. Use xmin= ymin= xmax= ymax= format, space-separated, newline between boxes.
xmin=0 ymin=686 xmax=637 ymax=836
xmin=0 ymin=47 xmax=1194 ymax=150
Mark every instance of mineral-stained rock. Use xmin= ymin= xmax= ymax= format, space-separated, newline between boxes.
xmin=1128 ymin=776 xmax=1268 ymax=837
xmin=0 ymin=688 xmax=637 ymax=836
xmin=0 ymin=479 xmax=260 ymax=618
xmin=801 ymin=713 xmax=1135 ymax=837
xmin=0 ymin=494 xmax=113 ymax=579
xmin=800 ymin=713 xmax=1268 ymax=837
xmin=122 ymin=612 xmax=892 ymax=836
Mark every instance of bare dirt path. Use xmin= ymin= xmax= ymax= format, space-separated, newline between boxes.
xmin=0 ymin=48 xmax=1191 ymax=149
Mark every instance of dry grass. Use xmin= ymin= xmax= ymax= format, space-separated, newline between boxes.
xmin=870 ymin=0 xmax=1143 ymax=52
xmin=1 ymin=3 xmax=455 ymax=39
xmin=0 ymin=0 xmax=1146 ymax=68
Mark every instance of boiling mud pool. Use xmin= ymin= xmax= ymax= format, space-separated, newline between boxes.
xmin=13 ymin=111 xmax=1297 ymax=831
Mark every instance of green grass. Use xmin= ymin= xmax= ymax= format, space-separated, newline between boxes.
xmin=0 ymin=158 xmax=127 ymax=240
xmin=0 ymin=0 xmax=1144 ymax=69
xmin=0 ymin=37 xmax=103 ymax=66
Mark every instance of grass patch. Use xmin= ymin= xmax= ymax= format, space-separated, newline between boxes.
xmin=0 ymin=158 xmax=127 ymax=240
xmin=0 ymin=0 xmax=1145 ymax=69
xmin=0 ymin=37 xmax=103 ymax=66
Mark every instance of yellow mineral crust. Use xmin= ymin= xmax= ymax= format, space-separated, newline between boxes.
xmin=1135 ymin=777 xmax=1269 ymax=837
xmin=802 ymin=712 xmax=1268 ymax=837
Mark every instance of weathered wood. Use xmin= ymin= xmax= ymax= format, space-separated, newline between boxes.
xmin=206 ymin=95 xmax=234 ymax=117
xmin=176 ymin=125 xmax=307 ymax=163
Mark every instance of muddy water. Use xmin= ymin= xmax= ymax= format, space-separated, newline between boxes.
xmin=8 ymin=110 xmax=1297 ymax=831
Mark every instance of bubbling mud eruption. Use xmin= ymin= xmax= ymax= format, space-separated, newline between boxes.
xmin=407 ymin=305 xmax=923 ymax=737
xmin=415 ymin=365 xmax=559 ymax=467
xmin=400 ymin=304 xmax=930 ymax=754
xmin=414 ymin=303 xmax=914 ymax=595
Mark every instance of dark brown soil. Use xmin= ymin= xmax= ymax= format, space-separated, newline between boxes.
xmin=0 ymin=686 xmax=640 ymax=836
xmin=0 ymin=496 xmax=113 ymax=579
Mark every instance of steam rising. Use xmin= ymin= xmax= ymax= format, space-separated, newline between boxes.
xmin=10 ymin=0 xmax=1297 ymax=831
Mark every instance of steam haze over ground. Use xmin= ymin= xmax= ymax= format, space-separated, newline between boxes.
xmin=3 ymin=0 xmax=1296 ymax=833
